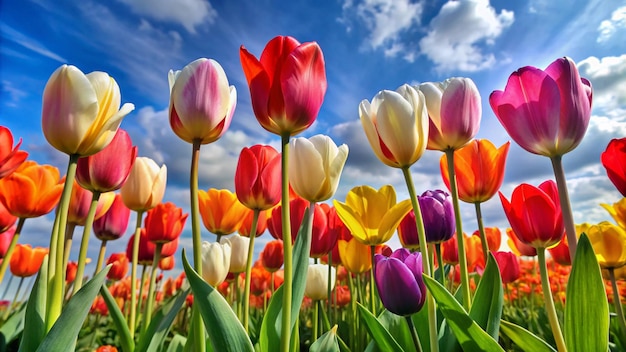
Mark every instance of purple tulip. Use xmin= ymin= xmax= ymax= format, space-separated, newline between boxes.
xmin=375 ymin=248 xmax=426 ymax=316
xmin=419 ymin=189 xmax=455 ymax=243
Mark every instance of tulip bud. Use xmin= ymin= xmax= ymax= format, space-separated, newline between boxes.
xmin=220 ymin=234 xmax=249 ymax=274
xmin=120 ymin=157 xmax=167 ymax=212
xmin=304 ymin=264 xmax=335 ymax=301
xmin=374 ymin=248 xmax=426 ymax=316
xmin=201 ymin=241 xmax=231 ymax=286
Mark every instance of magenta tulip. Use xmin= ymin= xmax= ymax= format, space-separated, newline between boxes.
xmin=0 ymin=126 xmax=28 ymax=179
xmin=93 ymin=193 xmax=131 ymax=241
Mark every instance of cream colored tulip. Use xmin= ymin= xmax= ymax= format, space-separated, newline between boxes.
xmin=201 ymin=241 xmax=231 ymax=286
xmin=360 ymin=84 xmax=428 ymax=168
xmin=42 ymin=65 xmax=134 ymax=156
xmin=288 ymin=135 xmax=348 ymax=202
xmin=220 ymin=234 xmax=249 ymax=274
xmin=120 ymin=157 xmax=167 ymax=212
xmin=305 ymin=263 xmax=336 ymax=301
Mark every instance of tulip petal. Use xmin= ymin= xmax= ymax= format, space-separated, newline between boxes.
xmin=289 ymin=137 xmax=325 ymax=201
xmin=378 ymin=199 xmax=412 ymax=243
xmin=333 ymin=200 xmax=369 ymax=244
xmin=375 ymin=257 xmax=423 ymax=316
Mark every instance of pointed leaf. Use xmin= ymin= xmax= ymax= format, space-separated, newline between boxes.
xmin=18 ymin=256 xmax=48 ymax=352
xmin=100 ymin=285 xmax=134 ymax=352
xmin=166 ymin=334 xmax=187 ymax=352
xmin=470 ymin=253 xmax=503 ymax=339
xmin=365 ymin=310 xmax=416 ymax=352
xmin=137 ymin=289 xmax=190 ymax=352
xmin=500 ymin=319 xmax=556 ymax=352
xmin=1 ymin=303 xmax=25 ymax=346
xmin=357 ymin=303 xmax=405 ymax=352
xmin=310 ymin=325 xmax=340 ymax=352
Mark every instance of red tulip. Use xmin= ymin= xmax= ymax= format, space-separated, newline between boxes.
xmin=548 ymin=235 xmax=571 ymax=266
xmin=267 ymin=197 xmax=325 ymax=244
xmin=235 ymin=145 xmax=281 ymax=211
xmin=93 ymin=194 xmax=131 ymax=241
xmin=67 ymin=181 xmax=115 ymax=226
xmin=506 ymin=228 xmax=537 ymax=257
xmin=106 ymin=252 xmax=129 ymax=281
xmin=126 ymin=229 xmax=178 ymax=266
xmin=159 ymin=256 xmax=175 ymax=271
xmin=240 ymin=35 xmax=327 ymax=136
xmin=260 ymin=239 xmax=283 ymax=272
xmin=0 ymin=226 xmax=15 ymax=258
xmin=441 ymin=235 xmax=458 ymax=265
xmin=66 ymin=261 xmax=78 ymax=283
xmin=0 ymin=126 xmax=28 ymax=179
xmin=601 ymin=138 xmax=626 ymax=197
xmin=492 ymin=251 xmax=520 ymax=284
xmin=309 ymin=203 xmax=332 ymax=258
xmin=0 ymin=201 xmax=16 ymax=234
xmin=144 ymin=202 xmax=188 ymax=244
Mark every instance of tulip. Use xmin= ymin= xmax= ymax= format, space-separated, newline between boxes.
xmin=337 ymin=238 xmax=372 ymax=274
xmin=418 ymin=77 xmax=481 ymax=151
xmin=0 ymin=201 xmax=16 ymax=234
xmin=66 ymin=261 xmax=78 ymax=284
xmin=332 ymin=285 xmax=351 ymax=308
xmin=198 ymin=188 xmax=248 ymax=239
xmin=125 ymin=229 xmax=179 ymax=266
xmin=67 ymin=181 xmax=115 ymax=226
xmin=144 ymin=202 xmax=188 ymax=244
xmin=472 ymin=227 xmax=502 ymax=252
xmin=587 ymin=221 xmax=626 ymax=270
xmin=106 ymin=253 xmax=129 ymax=281
xmin=0 ymin=161 xmax=63 ymax=218
xmin=260 ymin=240 xmax=284 ymax=272
xmin=441 ymin=236 xmax=459 ymax=265
xmin=120 ymin=157 xmax=167 ymax=212
xmin=267 ymin=197 xmax=327 ymax=244
xmin=220 ymin=234 xmax=249 ymax=274
xmin=305 ymin=263 xmax=335 ymax=301
xmin=492 ymin=251 xmax=520 ymax=284
xmin=0 ymin=126 xmax=28 ymax=179
xmin=42 ymin=65 xmax=134 ymax=156
xmin=238 ymin=208 xmax=268 ymax=237
xmin=601 ymin=198 xmax=626 ymax=229
xmin=94 ymin=194 xmax=131 ymax=241
xmin=235 ymin=145 xmax=282 ymax=211
xmin=440 ymin=139 xmax=510 ymax=203
xmin=499 ymin=180 xmax=564 ymax=249
xmin=505 ymin=228 xmax=537 ymax=257
xmin=333 ymin=185 xmax=412 ymax=246
xmin=201 ymin=241 xmax=231 ymax=286
xmin=602 ymin=138 xmax=626 ymax=197
xmin=548 ymin=235 xmax=571 ymax=266
xmin=168 ymin=59 xmax=236 ymax=144
xmin=240 ymin=35 xmax=327 ymax=136
xmin=0 ymin=226 xmax=14 ymax=258
xmin=419 ymin=190 xmax=455 ymax=243
xmin=359 ymin=84 xmax=429 ymax=168
xmin=374 ymin=248 xmax=426 ymax=316
xmin=288 ymin=135 xmax=348 ymax=202
xmin=159 ymin=256 xmax=175 ymax=271
xmin=76 ymin=128 xmax=137 ymax=193
xmin=310 ymin=204 xmax=338 ymax=259
xmin=10 ymin=244 xmax=48 ymax=277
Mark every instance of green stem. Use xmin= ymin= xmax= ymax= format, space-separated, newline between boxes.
xmin=405 ymin=315 xmax=423 ymax=352
xmin=137 ymin=264 xmax=148 ymax=326
xmin=474 ymin=202 xmax=489 ymax=264
xmin=550 ymin=156 xmax=577 ymax=261
xmin=142 ymin=243 xmax=162 ymax=335
xmin=129 ymin=209 xmax=144 ymax=339
xmin=62 ymin=223 xmax=76 ymax=278
xmin=435 ymin=243 xmax=445 ymax=287
xmin=2 ymin=276 xmax=24 ymax=320
xmin=312 ymin=299 xmax=319 ymax=341
xmin=369 ymin=245 xmax=376 ymax=314
xmin=347 ymin=273 xmax=357 ymax=351
xmin=444 ymin=149 xmax=471 ymax=310
xmin=537 ymin=248 xmax=567 ymax=352
xmin=0 ymin=217 xmax=25 ymax=284
xmin=93 ymin=240 xmax=107 ymax=277
xmin=401 ymin=166 xmax=438 ymax=352
xmin=243 ymin=209 xmax=260 ymax=332
xmin=1 ymin=274 xmax=13 ymax=299
xmin=72 ymin=191 xmax=102 ymax=295
xmin=46 ymin=153 xmax=79 ymax=332
xmin=609 ymin=268 xmax=626 ymax=343
xmin=280 ymin=133 xmax=293 ymax=352
xmin=327 ymin=251 xmax=333 ymax=327
xmin=189 ymin=139 xmax=205 ymax=350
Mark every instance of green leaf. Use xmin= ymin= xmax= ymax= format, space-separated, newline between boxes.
xmin=137 ymin=289 xmax=190 ymax=352
xmin=18 ymin=256 xmax=48 ymax=352
xmin=500 ymin=319 xmax=556 ymax=352
xmin=470 ymin=253 xmax=503 ymax=340
xmin=35 ymin=265 xmax=110 ymax=352
xmin=365 ymin=310 xmax=415 ymax=352
xmin=423 ymin=275 xmax=504 ymax=352
xmin=1 ymin=303 xmax=25 ymax=346
xmin=100 ymin=284 xmax=134 ymax=352
xmin=357 ymin=303 xmax=405 ymax=352
xmin=166 ymin=334 xmax=187 ymax=352
xmin=182 ymin=250 xmax=254 ymax=352
xmin=564 ymin=233 xmax=609 ymax=352
xmin=310 ymin=325 xmax=340 ymax=352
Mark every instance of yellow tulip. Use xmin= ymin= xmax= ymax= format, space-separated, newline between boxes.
xmin=42 ymin=65 xmax=134 ymax=156
xmin=333 ymin=185 xmax=412 ymax=245
xmin=337 ymin=238 xmax=371 ymax=274
xmin=587 ymin=221 xmax=626 ymax=269
xmin=120 ymin=157 xmax=167 ymax=212
xmin=601 ymin=198 xmax=626 ymax=229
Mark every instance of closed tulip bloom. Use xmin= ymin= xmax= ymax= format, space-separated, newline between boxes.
xmin=169 ymin=58 xmax=236 ymax=144
xmin=198 ymin=188 xmax=248 ymax=236
xmin=360 ymin=84 xmax=428 ymax=168
xmin=67 ymin=181 xmax=115 ymax=226
xmin=66 ymin=261 xmax=78 ymax=283
xmin=0 ymin=126 xmax=28 ymax=179
xmin=144 ymin=202 xmax=188 ymax=244
xmin=235 ymin=145 xmax=281 ymax=211
xmin=333 ymin=185 xmax=412 ymax=245
xmin=441 ymin=236 xmax=459 ymax=265
xmin=159 ymin=256 xmax=175 ymax=271
xmin=125 ymin=229 xmax=179 ymax=266
xmin=548 ymin=235 xmax=571 ymax=266
xmin=120 ymin=157 xmax=167 ymax=212
xmin=440 ymin=139 xmax=510 ymax=203
xmin=0 ymin=226 xmax=15 ymax=258
xmin=419 ymin=190 xmax=455 ymax=243
xmin=337 ymin=238 xmax=372 ymax=274
xmin=499 ymin=180 xmax=564 ymax=249
xmin=489 ymin=57 xmax=592 ymax=157
xmin=375 ymin=248 xmax=426 ymax=316
xmin=505 ymin=228 xmax=537 ymax=257
xmin=289 ymin=135 xmax=348 ymax=202
xmin=0 ymin=161 xmax=63 ymax=218
xmin=472 ymin=227 xmax=502 ymax=252
xmin=93 ymin=194 xmax=131 ymax=241
xmin=310 ymin=204 xmax=338 ymax=258
xmin=0 ymin=201 xmax=17 ymax=234
xmin=76 ymin=129 xmax=137 ymax=193
xmin=260 ymin=239 xmax=284 ymax=272
xmin=418 ymin=77 xmax=481 ymax=151
xmin=10 ymin=244 xmax=48 ymax=277
xmin=602 ymin=138 xmax=626 ymax=196
xmin=42 ymin=65 xmax=134 ymax=156
xmin=398 ymin=210 xmax=420 ymax=250
xmin=305 ymin=264 xmax=336 ymax=300
xmin=587 ymin=221 xmax=626 ymax=269
xmin=238 ymin=208 xmax=268 ymax=238
xmin=220 ymin=234 xmax=249 ymax=274
xmin=240 ymin=35 xmax=327 ymax=136
xmin=492 ymin=251 xmax=521 ymax=284
xmin=106 ymin=252 xmax=129 ymax=281
xmin=201 ymin=241 xmax=231 ymax=286
xmin=465 ymin=235 xmax=485 ymax=271
xmin=267 ymin=197 xmax=327 ymax=244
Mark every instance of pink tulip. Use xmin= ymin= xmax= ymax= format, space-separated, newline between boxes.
xmin=0 ymin=225 xmax=15 ymax=258
xmin=67 ymin=181 xmax=115 ymax=226
xmin=93 ymin=194 xmax=131 ymax=241
xmin=489 ymin=57 xmax=592 ymax=157
xmin=0 ymin=126 xmax=28 ymax=179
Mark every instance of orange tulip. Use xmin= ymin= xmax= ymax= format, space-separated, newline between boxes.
xmin=472 ymin=227 xmax=502 ymax=252
xmin=440 ymin=139 xmax=509 ymax=203
xmin=238 ymin=208 xmax=268 ymax=238
xmin=0 ymin=126 xmax=28 ymax=179
xmin=144 ymin=202 xmax=188 ymax=244
xmin=159 ymin=256 xmax=175 ymax=271
xmin=9 ymin=244 xmax=48 ymax=277
xmin=198 ymin=188 xmax=248 ymax=237
xmin=106 ymin=252 xmax=129 ymax=281
xmin=506 ymin=228 xmax=537 ymax=257
xmin=66 ymin=261 xmax=78 ymax=284
xmin=441 ymin=235 xmax=458 ymax=265
xmin=0 ymin=161 xmax=63 ymax=218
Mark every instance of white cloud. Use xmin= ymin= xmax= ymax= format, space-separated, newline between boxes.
xmin=115 ymin=0 xmax=217 ymax=34
xmin=1 ymin=80 xmax=28 ymax=107
xmin=578 ymin=55 xmax=626 ymax=114
xmin=597 ymin=6 xmax=626 ymax=43
xmin=0 ymin=23 xmax=66 ymax=63
xmin=419 ymin=0 xmax=514 ymax=72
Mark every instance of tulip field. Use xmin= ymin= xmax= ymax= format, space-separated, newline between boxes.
xmin=2 ymin=34 xmax=626 ymax=352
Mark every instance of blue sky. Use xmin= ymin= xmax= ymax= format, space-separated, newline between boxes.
xmin=1 ymin=0 xmax=626 ymax=277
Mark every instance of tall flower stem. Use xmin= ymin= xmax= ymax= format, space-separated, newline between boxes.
xmin=2 ymin=276 xmax=25 ymax=320
xmin=46 ymin=153 xmax=79 ymax=332
xmin=401 ymin=166 xmax=438 ymax=352
xmin=142 ymin=243 xmax=163 ymax=335
xmin=312 ymin=299 xmax=319 ymax=341
xmin=327 ymin=252 xmax=333 ymax=327
xmin=243 ymin=209 xmax=260 ymax=332
xmin=474 ymin=202 xmax=489 ymax=263
xmin=128 ymin=210 xmax=144 ymax=338
xmin=0 ymin=217 xmax=25 ymax=284
xmin=608 ymin=268 xmax=626 ymax=342
xmin=550 ymin=156 xmax=577 ymax=260
xmin=72 ymin=191 xmax=102 ymax=295
xmin=1 ymin=275 xmax=13 ymax=299
xmin=405 ymin=315 xmax=423 ymax=352
xmin=93 ymin=240 xmax=108 ymax=276
xmin=444 ymin=149 xmax=471 ymax=310
xmin=62 ymin=224 xmax=77 ymax=277
xmin=537 ymin=248 xmax=567 ymax=352
xmin=189 ymin=139 xmax=205 ymax=350
xmin=435 ymin=243 xmax=445 ymax=287
xmin=280 ymin=133 xmax=293 ymax=352
xmin=369 ymin=245 xmax=376 ymax=314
